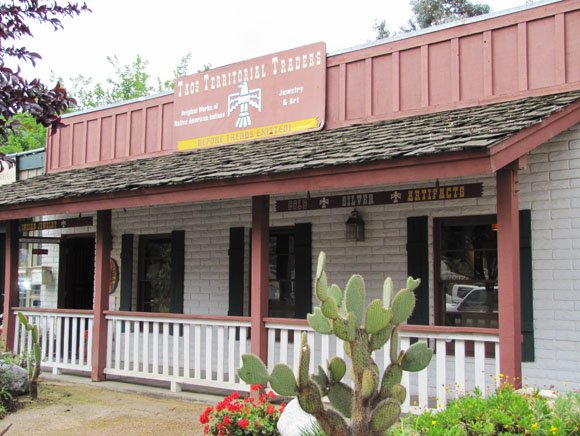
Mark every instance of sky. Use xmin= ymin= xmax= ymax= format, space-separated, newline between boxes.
xmin=18 ymin=0 xmax=534 ymax=88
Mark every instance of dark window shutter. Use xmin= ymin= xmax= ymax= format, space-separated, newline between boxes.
xmin=170 ymin=230 xmax=185 ymax=314
xmin=120 ymin=234 xmax=133 ymax=311
xmin=520 ymin=209 xmax=534 ymax=362
xmin=407 ymin=216 xmax=429 ymax=325
xmin=294 ymin=223 xmax=312 ymax=319
xmin=0 ymin=234 xmax=5 ymax=310
xmin=228 ymin=227 xmax=245 ymax=316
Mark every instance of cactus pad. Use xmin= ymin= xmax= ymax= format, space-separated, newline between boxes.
xmin=308 ymin=307 xmax=333 ymax=334
xmin=400 ymin=342 xmax=433 ymax=372
xmin=370 ymin=324 xmax=392 ymax=351
xmin=333 ymin=313 xmax=356 ymax=342
xmin=371 ymin=398 xmax=401 ymax=433
xmin=390 ymin=383 xmax=407 ymax=403
xmin=328 ymin=382 xmax=353 ymax=418
xmin=380 ymin=363 xmax=403 ymax=398
xmin=345 ymin=274 xmax=365 ymax=327
xmin=328 ymin=356 xmax=346 ymax=383
xmin=361 ymin=367 xmax=378 ymax=400
xmin=365 ymin=299 xmax=392 ymax=334
xmin=406 ymin=276 xmax=421 ymax=292
xmin=391 ymin=288 xmax=416 ymax=325
xmin=328 ymin=284 xmax=343 ymax=308
xmin=238 ymin=354 xmax=270 ymax=386
xmin=321 ymin=298 xmax=339 ymax=320
xmin=270 ymin=363 xmax=298 ymax=396
xmin=316 ymin=270 xmax=329 ymax=301
xmin=316 ymin=251 xmax=326 ymax=279
xmin=312 ymin=365 xmax=329 ymax=394
xmin=298 ymin=380 xmax=324 ymax=414
xmin=383 ymin=277 xmax=394 ymax=307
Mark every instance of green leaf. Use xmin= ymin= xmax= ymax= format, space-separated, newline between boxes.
xmin=237 ymin=354 xmax=270 ymax=385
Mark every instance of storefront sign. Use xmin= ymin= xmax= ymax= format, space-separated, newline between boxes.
xmin=275 ymin=183 xmax=483 ymax=212
xmin=20 ymin=237 xmax=61 ymax=244
xmin=173 ymin=42 xmax=326 ymax=150
xmin=19 ymin=217 xmax=94 ymax=232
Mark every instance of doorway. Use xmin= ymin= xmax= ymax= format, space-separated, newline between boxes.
xmin=58 ymin=236 xmax=95 ymax=310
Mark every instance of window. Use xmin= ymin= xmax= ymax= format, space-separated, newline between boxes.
xmin=435 ymin=216 xmax=498 ymax=328
xmin=138 ymin=235 xmax=173 ymax=313
xmin=269 ymin=228 xmax=296 ymax=318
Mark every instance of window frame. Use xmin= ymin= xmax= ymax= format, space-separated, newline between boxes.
xmin=433 ymin=214 xmax=498 ymax=327
xmin=137 ymin=233 xmax=173 ymax=313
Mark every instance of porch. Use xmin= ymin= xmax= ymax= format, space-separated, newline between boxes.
xmin=12 ymin=308 xmax=499 ymax=413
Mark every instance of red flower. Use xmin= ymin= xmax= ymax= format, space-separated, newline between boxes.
xmin=223 ymin=415 xmax=231 ymax=426
xmin=250 ymin=384 xmax=262 ymax=391
xmin=238 ymin=418 xmax=250 ymax=429
xmin=203 ymin=425 xmax=209 ymax=434
xmin=266 ymin=404 xmax=276 ymax=415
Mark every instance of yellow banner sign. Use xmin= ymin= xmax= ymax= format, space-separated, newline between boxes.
xmin=178 ymin=117 xmax=319 ymax=150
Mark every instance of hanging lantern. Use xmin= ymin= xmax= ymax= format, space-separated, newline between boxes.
xmin=345 ymin=209 xmax=365 ymax=241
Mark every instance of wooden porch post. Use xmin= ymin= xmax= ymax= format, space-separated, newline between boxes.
xmin=250 ymin=195 xmax=269 ymax=363
xmin=2 ymin=221 xmax=19 ymax=351
xmin=91 ymin=210 xmax=112 ymax=381
xmin=496 ymin=164 xmax=522 ymax=387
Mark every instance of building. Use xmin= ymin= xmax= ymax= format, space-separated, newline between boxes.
xmin=1 ymin=0 xmax=579 ymax=411
xmin=0 ymin=149 xmax=45 ymax=311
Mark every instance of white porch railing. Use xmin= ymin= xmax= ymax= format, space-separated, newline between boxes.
xmin=265 ymin=318 xmax=500 ymax=414
xmin=104 ymin=311 xmax=251 ymax=392
xmin=13 ymin=308 xmax=94 ymax=373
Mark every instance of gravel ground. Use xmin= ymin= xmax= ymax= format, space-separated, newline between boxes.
xmin=2 ymin=377 xmax=211 ymax=435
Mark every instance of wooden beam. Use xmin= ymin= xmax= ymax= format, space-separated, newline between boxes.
xmin=2 ymin=221 xmax=19 ymax=352
xmin=496 ymin=164 xmax=522 ymax=387
xmin=250 ymin=196 xmax=269 ymax=363
xmin=91 ymin=210 xmax=112 ymax=381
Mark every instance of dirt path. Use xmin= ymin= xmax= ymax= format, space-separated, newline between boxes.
xmin=2 ymin=379 xmax=209 ymax=435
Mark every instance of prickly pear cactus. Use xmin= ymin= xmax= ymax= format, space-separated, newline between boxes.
xmin=238 ymin=251 xmax=432 ymax=436
xmin=17 ymin=313 xmax=42 ymax=399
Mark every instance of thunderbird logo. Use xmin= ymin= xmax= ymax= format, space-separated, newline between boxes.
xmin=227 ymin=81 xmax=262 ymax=128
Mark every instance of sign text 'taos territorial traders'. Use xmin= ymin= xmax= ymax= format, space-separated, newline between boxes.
xmin=173 ymin=42 xmax=326 ymax=150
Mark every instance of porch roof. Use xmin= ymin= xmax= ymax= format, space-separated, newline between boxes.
xmin=1 ymin=90 xmax=580 ymax=215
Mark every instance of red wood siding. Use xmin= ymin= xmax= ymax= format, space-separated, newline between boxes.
xmin=46 ymin=1 xmax=580 ymax=173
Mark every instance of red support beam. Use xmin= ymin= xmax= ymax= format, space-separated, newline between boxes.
xmin=496 ymin=164 xmax=522 ymax=387
xmin=91 ymin=210 xmax=112 ymax=381
xmin=250 ymin=195 xmax=269 ymax=363
xmin=2 ymin=221 xmax=19 ymax=351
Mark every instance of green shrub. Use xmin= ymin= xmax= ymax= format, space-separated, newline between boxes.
xmin=391 ymin=385 xmax=580 ymax=435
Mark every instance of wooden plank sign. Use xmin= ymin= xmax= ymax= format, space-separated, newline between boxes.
xmin=19 ymin=216 xmax=93 ymax=232
xmin=275 ymin=183 xmax=483 ymax=212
